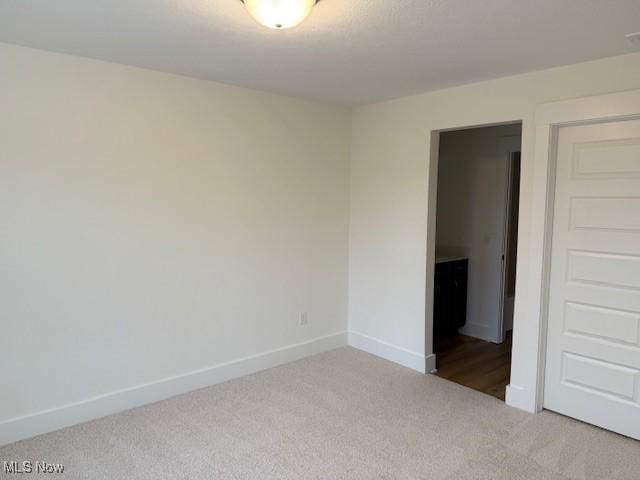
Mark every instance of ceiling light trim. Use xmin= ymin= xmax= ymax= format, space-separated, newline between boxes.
xmin=240 ymin=0 xmax=319 ymax=30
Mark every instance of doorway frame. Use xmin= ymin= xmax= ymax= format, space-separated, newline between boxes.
xmin=426 ymin=89 xmax=640 ymax=413
xmin=498 ymin=150 xmax=521 ymax=344
xmin=426 ymin=122 xmax=522 ymax=368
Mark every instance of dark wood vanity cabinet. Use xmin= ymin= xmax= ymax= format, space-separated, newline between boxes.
xmin=433 ymin=259 xmax=468 ymax=337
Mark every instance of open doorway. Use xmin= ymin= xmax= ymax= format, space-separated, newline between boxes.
xmin=430 ymin=122 xmax=522 ymax=401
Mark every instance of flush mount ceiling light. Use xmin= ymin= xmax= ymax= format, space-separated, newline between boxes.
xmin=241 ymin=0 xmax=317 ymax=29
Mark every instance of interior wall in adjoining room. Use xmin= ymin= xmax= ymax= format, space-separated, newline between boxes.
xmin=0 ymin=42 xmax=351 ymax=444
xmin=436 ymin=124 xmax=522 ymax=344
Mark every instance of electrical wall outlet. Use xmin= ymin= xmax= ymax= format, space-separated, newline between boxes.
xmin=299 ymin=312 xmax=309 ymax=326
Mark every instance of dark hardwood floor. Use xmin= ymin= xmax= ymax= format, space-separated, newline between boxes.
xmin=433 ymin=331 xmax=512 ymax=401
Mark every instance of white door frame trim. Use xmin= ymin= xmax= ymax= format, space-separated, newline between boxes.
xmin=520 ymin=88 xmax=640 ymax=413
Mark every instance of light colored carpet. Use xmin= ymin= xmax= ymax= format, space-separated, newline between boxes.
xmin=1 ymin=347 xmax=639 ymax=479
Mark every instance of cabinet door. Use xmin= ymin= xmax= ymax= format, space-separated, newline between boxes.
xmin=434 ymin=262 xmax=452 ymax=335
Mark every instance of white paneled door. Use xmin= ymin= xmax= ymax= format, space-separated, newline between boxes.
xmin=544 ymin=118 xmax=640 ymax=440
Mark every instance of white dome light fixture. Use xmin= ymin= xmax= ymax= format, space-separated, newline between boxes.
xmin=241 ymin=0 xmax=317 ymax=29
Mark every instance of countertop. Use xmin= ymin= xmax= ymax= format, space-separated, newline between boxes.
xmin=435 ymin=256 xmax=468 ymax=264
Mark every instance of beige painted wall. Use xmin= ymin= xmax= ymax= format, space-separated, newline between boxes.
xmin=0 ymin=43 xmax=351 ymax=432
xmin=349 ymin=51 xmax=640 ymax=409
xmin=3 ymin=40 xmax=640 ymax=442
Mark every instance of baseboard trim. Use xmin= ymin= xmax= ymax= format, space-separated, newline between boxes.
xmin=348 ymin=331 xmax=432 ymax=374
xmin=459 ymin=322 xmax=496 ymax=343
xmin=0 ymin=331 xmax=348 ymax=447
xmin=505 ymin=384 xmax=537 ymax=413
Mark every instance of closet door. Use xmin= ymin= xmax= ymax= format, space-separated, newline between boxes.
xmin=543 ymin=118 xmax=640 ymax=440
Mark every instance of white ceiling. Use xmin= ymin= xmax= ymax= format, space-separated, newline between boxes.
xmin=1 ymin=0 xmax=639 ymax=105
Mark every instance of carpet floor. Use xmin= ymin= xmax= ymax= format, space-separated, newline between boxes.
xmin=1 ymin=347 xmax=639 ymax=479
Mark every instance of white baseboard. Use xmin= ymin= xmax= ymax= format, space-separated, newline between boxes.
xmin=0 ymin=331 xmax=348 ymax=447
xmin=348 ymin=331 xmax=433 ymax=374
xmin=459 ymin=322 xmax=497 ymax=343
xmin=505 ymin=384 xmax=537 ymax=413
